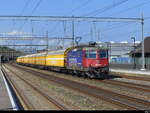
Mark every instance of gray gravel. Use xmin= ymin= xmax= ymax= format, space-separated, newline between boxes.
xmin=6 ymin=64 xmax=124 ymax=110
xmin=113 ymin=77 xmax=150 ymax=86
xmin=26 ymin=65 xmax=150 ymax=101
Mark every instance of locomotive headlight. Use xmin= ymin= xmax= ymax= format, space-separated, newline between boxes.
xmin=96 ymin=60 xmax=100 ymax=64
xmin=95 ymin=64 xmax=101 ymax=66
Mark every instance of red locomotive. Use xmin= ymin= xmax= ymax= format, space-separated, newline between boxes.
xmin=17 ymin=42 xmax=109 ymax=79
xmin=66 ymin=43 xmax=109 ymax=78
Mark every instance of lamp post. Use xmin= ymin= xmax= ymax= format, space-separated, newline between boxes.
xmin=131 ymin=37 xmax=136 ymax=69
xmin=72 ymin=16 xmax=75 ymax=47
xmin=105 ymin=42 xmax=111 ymax=60
xmin=141 ymin=15 xmax=145 ymax=70
xmin=0 ymin=55 xmax=1 ymax=65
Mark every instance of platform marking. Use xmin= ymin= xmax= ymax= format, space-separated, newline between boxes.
xmin=0 ymin=68 xmax=18 ymax=110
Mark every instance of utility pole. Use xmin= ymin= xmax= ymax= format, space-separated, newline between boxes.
xmin=141 ymin=14 xmax=145 ymax=71
xmin=31 ymin=25 xmax=34 ymax=53
xmin=109 ymin=42 xmax=111 ymax=59
xmin=93 ymin=21 xmax=97 ymax=40
xmin=72 ymin=16 xmax=75 ymax=47
xmin=90 ymin=26 xmax=93 ymax=41
xmin=131 ymin=37 xmax=136 ymax=69
xmin=46 ymin=31 xmax=49 ymax=54
xmin=98 ymin=29 xmax=100 ymax=41
xmin=0 ymin=55 xmax=1 ymax=66
xmin=13 ymin=39 xmax=15 ymax=60
xmin=45 ymin=31 xmax=49 ymax=65
xmin=63 ymin=21 xmax=67 ymax=48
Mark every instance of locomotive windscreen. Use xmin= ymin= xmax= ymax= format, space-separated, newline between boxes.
xmin=83 ymin=47 xmax=97 ymax=59
xmin=99 ymin=50 xmax=107 ymax=58
xmin=85 ymin=50 xmax=96 ymax=58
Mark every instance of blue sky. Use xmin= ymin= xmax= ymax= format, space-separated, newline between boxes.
xmin=0 ymin=0 xmax=150 ymax=46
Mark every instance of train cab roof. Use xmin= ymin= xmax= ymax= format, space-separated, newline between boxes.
xmin=69 ymin=45 xmax=108 ymax=51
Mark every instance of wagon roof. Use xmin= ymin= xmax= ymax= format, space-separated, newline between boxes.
xmin=47 ymin=49 xmax=66 ymax=55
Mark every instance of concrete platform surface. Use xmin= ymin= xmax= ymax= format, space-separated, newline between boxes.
xmin=110 ymin=68 xmax=150 ymax=76
xmin=0 ymin=69 xmax=13 ymax=110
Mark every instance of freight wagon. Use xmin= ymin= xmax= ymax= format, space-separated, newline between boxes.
xmin=17 ymin=44 xmax=109 ymax=78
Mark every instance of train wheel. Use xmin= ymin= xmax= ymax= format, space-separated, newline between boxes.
xmin=85 ymin=72 xmax=95 ymax=79
xmin=66 ymin=70 xmax=70 ymax=74
xmin=73 ymin=70 xmax=77 ymax=76
xmin=80 ymin=72 xmax=86 ymax=78
xmin=76 ymin=71 xmax=82 ymax=77
xmin=68 ymin=70 xmax=74 ymax=75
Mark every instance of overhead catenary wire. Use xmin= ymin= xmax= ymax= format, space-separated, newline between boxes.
xmin=19 ymin=0 xmax=43 ymax=31
xmin=11 ymin=0 xmax=32 ymax=32
xmin=0 ymin=1 xmax=148 ymax=56
xmin=145 ymin=17 xmax=150 ymax=20
xmin=6 ymin=0 xmax=145 ymax=46
xmin=24 ymin=16 xmax=141 ymax=43
xmin=82 ymin=0 xmax=129 ymax=17
xmin=80 ymin=21 xmax=137 ymax=38
xmin=20 ymin=0 xmax=32 ymax=16
xmin=48 ymin=0 xmax=92 ymax=40
xmin=30 ymin=0 xmax=43 ymax=15
xmin=103 ymin=26 xmax=150 ymax=40
xmin=48 ymin=22 xmax=61 ymax=36
xmin=109 ymin=0 xmax=150 ymax=16
xmin=15 ymin=0 xmax=145 ymax=40
xmin=96 ymin=0 xmax=150 ymax=37
xmin=82 ymin=28 xmax=142 ymax=43
xmin=101 ymin=22 xmax=134 ymax=32
xmin=67 ymin=0 xmax=92 ymax=15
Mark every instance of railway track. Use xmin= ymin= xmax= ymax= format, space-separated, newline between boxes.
xmin=99 ymin=79 xmax=150 ymax=93
xmin=111 ymin=72 xmax=150 ymax=82
xmin=12 ymin=63 xmax=150 ymax=93
xmin=1 ymin=67 xmax=34 ymax=110
xmin=8 ymin=63 xmax=150 ymax=110
xmin=2 ymin=65 xmax=68 ymax=110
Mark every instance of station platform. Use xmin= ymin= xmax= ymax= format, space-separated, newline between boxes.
xmin=0 ymin=68 xmax=14 ymax=110
xmin=110 ymin=68 xmax=150 ymax=76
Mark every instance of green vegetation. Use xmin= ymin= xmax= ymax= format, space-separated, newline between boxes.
xmin=0 ymin=46 xmax=22 ymax=58
xmin=0 ymin=46 xmax=19 ymax=52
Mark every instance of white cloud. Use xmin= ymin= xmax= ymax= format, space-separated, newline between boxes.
xmin=120 ymin=41 xmax=128 ymax=44
xmin=8 ymin=30 xmax=22 ymax=35
xmin=135 ymin=41 xmax=140 ymax=44
xmin=110 ymin=41 xmax=115 ymax=44
xmin=4 ymin=30 xmax=31 ymax=36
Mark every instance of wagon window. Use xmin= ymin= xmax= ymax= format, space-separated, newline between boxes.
xmin=85 ymin=50 xmax=96 ymax=58
xmin=100 ymin=50 xmax=107 ymax=58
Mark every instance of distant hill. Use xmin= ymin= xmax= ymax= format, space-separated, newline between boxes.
xmin=0 ymin=46 xmax=20 ymax=53
xmin=0 ymin=46 xmax=22 ymax=57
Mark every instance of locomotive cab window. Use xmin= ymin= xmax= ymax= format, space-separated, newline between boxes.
xmin=100 ymin=50 xmax=107 ymax=58
xmin=85 ymin=50 xmax=96 ymax=59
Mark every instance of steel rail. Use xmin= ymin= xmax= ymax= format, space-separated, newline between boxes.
xmin=3 ymin=64 xmax=68 ymax=110
xmin=111 ymin=73 xmax=150 ymax=82
xmin=1 ymin=66 xmax=33 ymax=110
xmin=99 ymin=79 xmax=150 ymax=93
xmin=11 ymin=63 xmax=150 ymax=110
xmin=0 ymin=68 xmax=19 ymax=110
